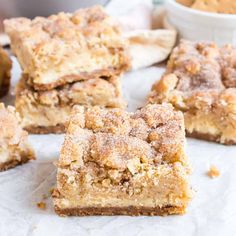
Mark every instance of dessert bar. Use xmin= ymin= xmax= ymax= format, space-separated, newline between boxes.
xmin=149 ymin=40 xmax=236 ymax=144
xmin=0 ymin=103 xmax=35 ymax=171
xmin=53 ymin=104 xmax=192 ymax=216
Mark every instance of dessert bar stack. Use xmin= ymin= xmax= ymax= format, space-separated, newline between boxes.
xmin=4 ymin=6 xmax=130 ymax=134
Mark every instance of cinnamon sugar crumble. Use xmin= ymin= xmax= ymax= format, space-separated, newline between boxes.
xmin=207 ymin=165 xmax=220 ymax=178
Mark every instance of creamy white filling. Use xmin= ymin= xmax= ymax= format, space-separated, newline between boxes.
xmin=0 ymin=148 xmax=10 ymax=163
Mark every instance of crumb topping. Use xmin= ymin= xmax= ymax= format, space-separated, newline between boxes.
xmin=37 ymin=202 xmax=46 ymax=210
xmin=5 ymin=6 xmax=122 ymax=53
xmin=58 ymin=104 xmax=187 ymax=192
xmin=166 ymin=40 xmax=226 ymax=92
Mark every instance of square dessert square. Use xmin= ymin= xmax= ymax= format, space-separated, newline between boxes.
xmin=15 ymin=74 xmax=126 ymax=134
xmin=53 ymin=104 xmax=192 ymax=216
xmin=0 ymin=46 xmax=12 ymax=98
xmin=0 ymin=103 xmax=35 ymax=171
xmin=4 ymin=6 xmax=130 ymax=91
xmin=148 ymin=40 xmax=236 ymax=144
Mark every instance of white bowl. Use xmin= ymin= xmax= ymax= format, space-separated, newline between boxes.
xmin=165 ymin=0 xmax=236 ymax=45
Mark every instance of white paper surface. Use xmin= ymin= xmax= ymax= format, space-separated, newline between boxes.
xmin=1 ymin=56 xmax=236 ymax=236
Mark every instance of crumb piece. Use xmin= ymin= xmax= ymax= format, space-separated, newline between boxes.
xmin=49 ymin=188 xmax=55 ymax=195
xmin=207 ymin=165 xmax=220 ymax=178
xmin=37 ymin=202 xmax=46 ymax=210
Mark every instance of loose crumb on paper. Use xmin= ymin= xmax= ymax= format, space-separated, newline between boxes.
xmin=37 ymin=202 xmax=46 ymax=210
xmin=49 ymin=188 xmax=54 ymax=195
xmin=207 ymin=165 xmax=220 ymax=178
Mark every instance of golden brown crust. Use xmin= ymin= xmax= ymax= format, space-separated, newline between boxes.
xmin=0 ymin=155 xmax=31 ymax=171
xmin=0 ymin=46 xmax=12 ymax=97
xmin=54 ymin=205 xmax=186 ymax=217
xmin=186 ymin=130 xmax=236 ymax=145
xmin=148 ymin=40 xmax=236 ymax=145
xmin=4 ymin=6 xmax=130 ymax=91
xmin=24 ymin=124 xmax=65 ymax=134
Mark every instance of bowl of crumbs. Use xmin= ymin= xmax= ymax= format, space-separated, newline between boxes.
xmin=165 ymin=0 xmax=236 ymax=45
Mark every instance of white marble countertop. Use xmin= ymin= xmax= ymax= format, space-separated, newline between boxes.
xmin=1 ymin=57 xmax=236 ymax=236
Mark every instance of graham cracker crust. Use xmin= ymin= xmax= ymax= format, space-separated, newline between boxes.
xmin=186 ymin=130 xmax=236 ymax=145
xmin=25 ymin=124 xmax=66 ymax=134
xmin=0 ymin=68 xmax=11 ymax=98
xmin=0 ymin=81 xmax=10 ymax=98
xmin=54 ymin=205 xmax=186 ymax=217
xmin=0 ymin=156 xmax=31 ymax=171
xmin=28 ymin=67 xmax=128 ymax=91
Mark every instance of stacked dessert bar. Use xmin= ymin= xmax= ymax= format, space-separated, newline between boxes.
xmin=4 ymin=6 xmax=130 ymax=134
